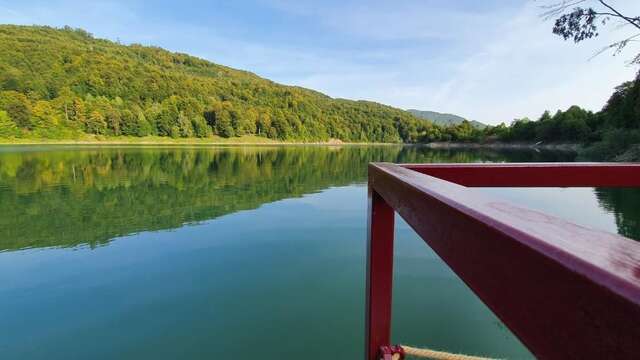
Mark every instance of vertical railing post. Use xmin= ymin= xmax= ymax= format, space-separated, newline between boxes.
xmin=365 ymin=186 xmax=395 ymax=360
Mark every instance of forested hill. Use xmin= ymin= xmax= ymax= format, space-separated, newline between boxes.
xmin=0 ymin=24 xmax=444 ymax=143
xmin=407 ymin=109 xmax=486 ymax=129
xmin=1 ymin=24 xmax=638 ymax=157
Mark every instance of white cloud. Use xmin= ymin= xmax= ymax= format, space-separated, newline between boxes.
xmin=417 ymin=2 xmax=640 ymax=123
xmin=281 ymin=1 xmax=640 ymax=124
xmin=262 ymin=0 xmax=516 ymax=42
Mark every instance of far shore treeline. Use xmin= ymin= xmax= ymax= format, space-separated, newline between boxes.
xmin=0 ymin=25 xmax=638 ymax=159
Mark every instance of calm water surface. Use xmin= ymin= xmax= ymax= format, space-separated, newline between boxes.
xmin=0 ymin=145 xmax=638 ymax=359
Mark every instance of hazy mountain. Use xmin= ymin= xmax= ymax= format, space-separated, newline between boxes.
xmin=407 ymin=109 xmax=486 ymax=128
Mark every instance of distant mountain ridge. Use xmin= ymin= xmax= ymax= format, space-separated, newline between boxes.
xmin=407 ymin=109 xmax=486 ymax=128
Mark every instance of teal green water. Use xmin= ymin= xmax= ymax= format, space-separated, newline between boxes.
xmin=0 ymin=146 xmax=638 ymax=359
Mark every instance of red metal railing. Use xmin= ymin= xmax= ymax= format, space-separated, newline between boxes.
xmin=365 ymin=162 xmax=640 ymax=360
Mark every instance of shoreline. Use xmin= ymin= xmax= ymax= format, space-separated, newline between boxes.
xmin=0 ymin=137 xmax=580 ymax=151
xmin=0 ymin=136 xmax=398 ymax=147
xmin=424 ymin=142 xmax=580 ymax=152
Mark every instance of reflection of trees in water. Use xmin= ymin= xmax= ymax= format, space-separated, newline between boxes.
xmin=594 ymin=188 xmax=640 ymax=241
xmin=0 ymin=146 xmax=576 ymax=251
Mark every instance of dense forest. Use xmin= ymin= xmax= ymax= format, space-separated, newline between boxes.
xmin=0 ymin=25 xmax=638 ymax=159
xmin=0 ymin=25 xmax=444 ymax=143
xmin=487 ymin=72 xmax=640 ymax=160
xmin=416 ymin=71 xmax=639 ymax=160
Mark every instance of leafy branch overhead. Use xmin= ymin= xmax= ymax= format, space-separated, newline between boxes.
xmin=542 ymin=0 xmax=640 ymax=63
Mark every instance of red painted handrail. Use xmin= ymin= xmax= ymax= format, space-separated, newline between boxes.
xmin=365 ymin=162 xmax=640 ymax=360
xmin=403 ymin=162 xmax=640 ymax=187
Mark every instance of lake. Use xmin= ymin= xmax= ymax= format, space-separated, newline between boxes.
xmin=0 ymin=145 xmax=638 ymax=359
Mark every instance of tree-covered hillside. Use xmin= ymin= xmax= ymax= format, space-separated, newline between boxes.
xmin=486 ymin=71 xmax=640 ymax=160
xmin=0 ymin=24 xmax=638 ymax=157
xmin=0 ymin=25 xmax=439 ymax=143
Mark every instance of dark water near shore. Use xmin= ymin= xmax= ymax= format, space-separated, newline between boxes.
xmin=0 ymin=145 xmax=638 ymax=359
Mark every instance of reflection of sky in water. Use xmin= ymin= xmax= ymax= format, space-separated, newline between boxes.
xmin=0 ymin=185 xmax=536 ymax=359
xmin=478 ymin=187 xmax=618 ymax=236
xmin=299 ymin=184 xmax=625 ymax=240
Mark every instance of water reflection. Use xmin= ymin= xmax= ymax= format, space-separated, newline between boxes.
xmin=0 ymin=145 xmax=638 ymax=360
xmin=2 ymin=145 xmax=637 ymax=253
xmin=595 ymin=188 xmax=640 ymax=240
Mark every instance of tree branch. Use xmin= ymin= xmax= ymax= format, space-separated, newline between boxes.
xmin=540 ymin=0 xmax=588 ymax=19
xmin=589 ymin=33 xmax=640 ymax=60
xmin=598 ymin=0 xmax=640 ymax=30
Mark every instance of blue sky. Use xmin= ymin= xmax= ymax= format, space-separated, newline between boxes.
xmin=1 ymin=0 xmax=639 ymax=124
